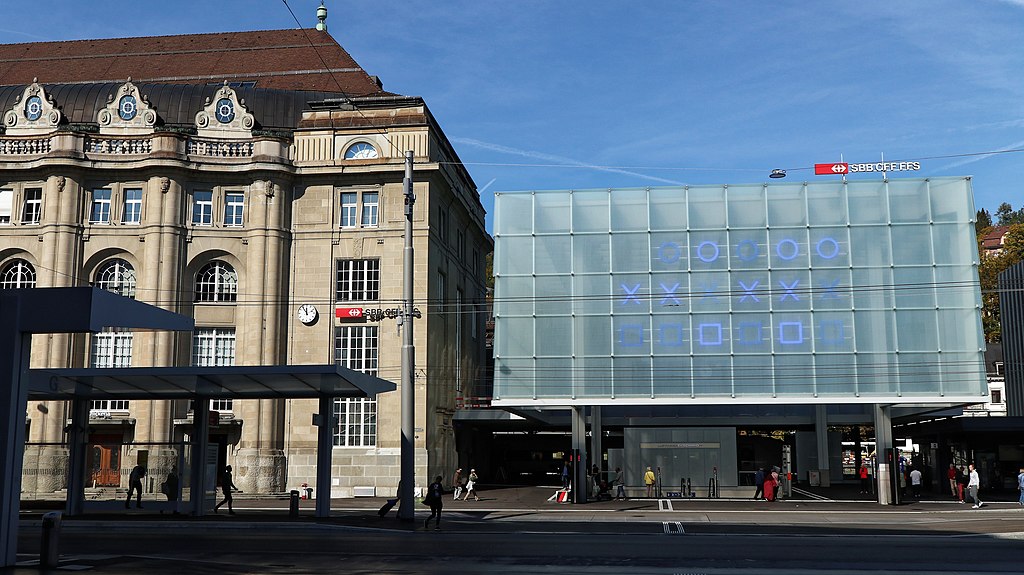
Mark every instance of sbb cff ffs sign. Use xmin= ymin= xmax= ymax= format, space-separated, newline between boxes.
xmin=336 ymin=307 xmax=363 ymax=319
xmin=815 ymin=163 xmax=848 ymax=175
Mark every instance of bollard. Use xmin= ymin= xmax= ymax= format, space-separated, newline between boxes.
xmin=40 ymin=511 xmax=62 ymax=569
xmin=289 ymin=490 xmax=300 ymax=518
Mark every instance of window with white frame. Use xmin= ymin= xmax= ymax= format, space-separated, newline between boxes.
xmin=192 ymin=328 xmax=236 ymax=366
xmin=361 ymin=192 xmax=378 ymax=228
xmin=333 ymin=325 xmax=378 ymax=447
xmin=192 ymin=190 xmax=213 ymax=226
xmin=335 ymin=259 xmax=380 ymax=302
xmin=91 ymin=328 xmax=133 ymax=368
xmin=122 ymin=188 xmax=142 ymax=224
xmin=991 ymin=389 xmax=1002 ymax=404
xmin=195 ymin=261 xmax=238 ymax=302
xmin=95 ymin=258 xmax=136 ymax=299
xmin=210 ymin=398 xmax=233 ymax=412
xmin=90 ymin=189 xmax=112 ymax=224
xmin=22 ymin=188 xmax=42 ymax=224
xmin=90 ymin=399 xmax=130 ymax=412
xmin=0 ymin=259 xmax=36 ymax=288
xmin=0 ymin=189 xmax=11 ymax=224
xmin=340 ymin=192 xmax=357 ymax=228
xmin=224 ymin=191 xmax=244 ymax=227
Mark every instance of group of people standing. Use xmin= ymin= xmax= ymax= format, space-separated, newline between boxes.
xmin=946 ymin=463 xmax=985 ymax=508
xmin=752 ymin=467 xmax=782 ymax=501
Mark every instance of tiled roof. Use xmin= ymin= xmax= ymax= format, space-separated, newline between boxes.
xmin=981 ymin=226 xmax=1010 ymax=250
xmin=0 ymin=29 xmax=394 ymax=97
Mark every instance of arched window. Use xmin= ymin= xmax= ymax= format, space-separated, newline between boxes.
xmin=0 ymin=259 xmax=36 ymax=289
xmin=195 ymin=261 xmax=237 ymax=302
xmin=343 ymin=142 xmax=379 ymax=160
xmin=95 ymin=258 xmax=136 ymax=299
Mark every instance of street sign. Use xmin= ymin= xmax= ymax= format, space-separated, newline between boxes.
xmin=815 ymin=162 xmax=849 ymax=175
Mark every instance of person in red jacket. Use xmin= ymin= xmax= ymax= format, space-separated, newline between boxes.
xmin=859 ymin=463 xmax=870 ymax=494
xmin=947 ymin=464 xmax=958 ymax=499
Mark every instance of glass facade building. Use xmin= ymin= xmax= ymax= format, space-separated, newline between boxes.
xmin=493 ymin=177 xmax=987 ymax=405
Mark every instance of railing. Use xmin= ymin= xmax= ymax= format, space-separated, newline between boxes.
xmin=187 ymin=138 xmax=253 ymax=158
xmin=84 ymin=136 xmax=152 ymax=155
xmin=0 ymin=137 xmax=51 ymax=156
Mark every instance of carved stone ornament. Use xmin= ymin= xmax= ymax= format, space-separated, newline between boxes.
xmin=194 ymin=82 xmax=255 ymax=139
xmin=160 ymin=177 xmax=170 ymax=194
xmin=3 ymin=79 xmax=63 ymax=136
xmin=56 ymin=176 xmax=66 ymax=193
xmin=97 ymin=78 xmax=158 ymax=135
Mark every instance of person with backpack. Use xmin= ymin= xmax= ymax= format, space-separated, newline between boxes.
xmin=423 ymin=475 xmax=445 ymax=530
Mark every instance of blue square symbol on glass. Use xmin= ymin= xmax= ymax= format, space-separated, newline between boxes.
xmin=617 ymin=324 xmax=645 ymax=347
xmin=658 ymin=323 xmax=685 ymax=347
xmin=698 ymin=323 xmax=723 ymax=346
xmin=818 ymin=320 xmax=845 ymax=345
xmin=778 ymin=321 xmax=804 ymax=345
xmin=736 ymin=321 xmax=763 ymax=345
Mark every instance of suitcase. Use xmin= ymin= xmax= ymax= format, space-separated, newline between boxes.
xmin=377 ymin=498 xmax=398 ymax=517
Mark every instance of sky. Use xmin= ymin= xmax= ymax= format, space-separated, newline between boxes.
xmin=3 ymin=0 xmax=1023 ymax=233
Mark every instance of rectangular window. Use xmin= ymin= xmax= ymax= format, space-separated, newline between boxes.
xmin=335 ymin=259 xmax=380 ymax=302
xmin=90 ymin=399 xmax=130 ymax=412
xmin=340 ymin=192 xmax=357 ymax=228
xmin=224 ymin=192 xmax=244 ymax=227
xmin=90 ymin=328 xmax=133 ymax=368
xmin=361 ymin=192 xmax=379 ymax=228
xmin=122 ymin=188 xmax=142 ymax=224
xmin=192 ymin=190 xmax=213 ymax=226
xmin=333 ymin=325 xmax=378 ymax=447
xmin=457 ymin=229 xmax=465 ymax=260
xmin=438 ymin=209 xmax=448 ymax=246
xmin=90 ymin=189 xmax=111 ymax=224
xmin=0 ymin=189 xmax=13 ymax=224
xmin=991 ymin=389 xmax=1002 ymax=404
xmin=22 ymin=188 xmax=42 ymax=224
xmin=210 ymin=398 xmax=234 ymax=412
xmin=192 ymin=328 xmax=236 ymax=366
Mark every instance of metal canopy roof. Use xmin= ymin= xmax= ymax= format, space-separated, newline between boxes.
xmin=26 ymin=364 xmax=395 ymax=401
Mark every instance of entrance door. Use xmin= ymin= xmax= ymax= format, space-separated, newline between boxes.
xmin=88 ymin=435 xmax=122 ymax=487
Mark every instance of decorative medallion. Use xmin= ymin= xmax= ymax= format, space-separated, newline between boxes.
xmin=3 ymin=79 xmax=63 ymax=135
xmin=195 ymin=82 xmax=255 ymax=138
xmin=96 ymin=79 xmax=158 ymax=135
xmin=118 ymin=95 xmax=138 ymax=120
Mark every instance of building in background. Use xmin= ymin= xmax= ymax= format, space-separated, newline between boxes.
xmin=0 ymin=14 xmax=490 ymax=499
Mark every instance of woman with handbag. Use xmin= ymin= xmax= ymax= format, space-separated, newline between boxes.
xmin=463 ymin=469 xmax=480 ymax=501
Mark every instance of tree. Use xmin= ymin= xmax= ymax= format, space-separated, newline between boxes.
xmin=996 ymin=202 xmax=1024 ymax=226
xmin=977 ymin=222 xmax=1024 ymax=342
xmin=976 ymin=208 xmax=992 ymax=229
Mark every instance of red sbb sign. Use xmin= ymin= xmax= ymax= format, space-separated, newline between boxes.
xmin=335 ymin=307 xmax=364 ymax=319
xmin=815 ymin=162 xmax=849 ymax=175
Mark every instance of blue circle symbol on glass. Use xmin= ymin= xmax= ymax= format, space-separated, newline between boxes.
xmin=776 ymin=239 xmax=799 ymax=261
xmin=118 ymin=95 xmax=137 ymax=121
xmin=696 ymin=241 xmax=720 ymax=263
xmin=25 ymin=96 xmax=43 ymax=121
xmin=816 ymin=237 xmax=840 ymax=259
xmin=735 ymin=239 xmax=760 ymax=262
xmin=215 ymin=98 xmax=235 ymax=123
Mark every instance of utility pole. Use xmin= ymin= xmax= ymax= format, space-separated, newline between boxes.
xmin=398 ymin=150 xmax=416 ymax=519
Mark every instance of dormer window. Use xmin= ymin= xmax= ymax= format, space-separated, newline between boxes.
xmin=344 ymin=142 xmax=379 ymax=160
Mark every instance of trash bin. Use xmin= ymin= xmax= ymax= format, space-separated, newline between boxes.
xmin=808 ymin=470 xmax=820 ymax=487
xmin=40 ymin=511 xmax=62 ymax=568
xmin=289 ymin=489 xmax=300 ymax=518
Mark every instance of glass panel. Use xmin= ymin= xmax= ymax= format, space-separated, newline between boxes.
xmin=610 ymin=188 xmax=649 ymax=231
xmin=726 ymin=184 xmax=765 ymax=229
xmin=613 ymin=315 xmax=651 ymax=356
xmin=572 ymin=234 xmax=610 ymax=273
xmin=687 ymin=185 xmax=726 ymax=230
xmin=496 ymin=276 xmax=533 ymax=317
xmin=650 ymin=232 xmax=688 ymax=272
xmin=649 ymin=187 xmax=687 ymax=231
xmin=768 ymin=228 xmax=809 ymax=269
xmin=572 ymin=274 xmax=610 ymax=315
xmin=772 ymin=312 xmax=813 ymax=354
xmin=888 ymin=179 xmax=930 ymax=224
xmin=535 ymin=358 xmax=572 ymax=398
xmin=534 ymin=235 xmax=570 ymax=274
xmin=653 ymin=355 xmax=691 ymax=398
xmin=769 ymin=270 xmax=811 ymax=312
xmin=689 ymin=230 xmax=728 ymax=270
xmin=691 ymin=355 xmax=730 ymax=396
xmin=766 ymin=183 xmax=806 ymax=227
xmin=847 ymin=181 xmax=888 ymax=224
xmin=892 ymin=266 xmax=935 ymax=309
xmin=534 ymin=192 xmax=570 ymax=233
xmin=731 ymin=313 xmax=771 ymax=354
xmin=849 ymin=226 xmax=891 ymax=267
xmin=929 ymin=178 xmax=972 ymax=223
xmin=890 ymin=224 xmax=933 ymax=266
xmin=810 ymin=268 xmax=852 ymax=310
xmin=808 ymin=227 xmax=849 ymax=268
xmin=932 ymin=223 xmax=976 ymax=265
xmin=651 ymin=274 xmax=689 ymax=314
xmin=574 ymin=315 xmax=611 ymax=357
xmin=495 ymin=193 xmax=532 ymax=235
xmin=534 ymin=275 xmax=572 ymax=316
xmin=611 ymin=273 xmax=650 ymax=315
xmin=896 ymin=310 xmax=938 ymax=352
xmin=571 ymin=190 xmax=608 ymax=233
xmin=806 ymin=182 xmax=847 ymax=225
xmin=689 ymin=272 xmax=730 ymax=312
xmin=728 ymin=229 xmax=768 ymax=270
xmin=612 ymin=356 xmax=652 ymax=397
xmin=535 ymin=317 xmax=572 ymax=357
xmin=497 ymin=236 xmax=532 ymax=276
xmin=853 ymin=310 xmax=897 ymax=352
xmin=610 ymin=232 xmax=649 ymax=273
xmin=814 ymin=353 xmax=855 ymax=396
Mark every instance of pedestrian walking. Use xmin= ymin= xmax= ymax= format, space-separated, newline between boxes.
xmin=452 ymin=468 xmax=463 ymax=500
xmin=643 ymin=466 xmax=656 ymax=498
xmin=947 ymin=464 xmax=957 ymax=499
xmin=956 ymin=466 xmax=967 ymax=503
xmin=859 ymin=463 xmax=870 ymax=494
xmin=909 ymin=467 xmax=922 ymax=499
xmin=423 ymin=475 xmax=444 ymax=530
xmin=1017 ymin=467 xmax=1024 ymax=507
xmin=763 ymin=468 xmax=776 ymax=502
xmin=214 ymin=464 xmax=239 ymax=514
xmin=613 ymin=467 xmax=626 ymax=500
xmin=463 ymin=469 xmax=479 ymax=501
xmin=967 ymin=463 xmax=983 ymax=509
xmin=125 ymin=464 xmax=146 ymax=509
xmin=753 ymin=467 xmax=765 ymax=500
xmin=561 ymin=461 xmax=570 ymax=491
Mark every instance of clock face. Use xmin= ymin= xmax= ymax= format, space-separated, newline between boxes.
xmin=118 ymin=95 xmax=138 ymax=120
xmin=344 ymin=142 xmax=379 ymax=160
xmin=215 ymin=98 xmax=235 ymax=123
xmin=297 ymin=304 xmax=319 ymax=325
xmin=25 ymin=96 xmax=43 ymax=121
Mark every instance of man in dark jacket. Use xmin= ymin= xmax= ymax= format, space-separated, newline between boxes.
xmin=753 ymin=468 xmax=765 ymax=500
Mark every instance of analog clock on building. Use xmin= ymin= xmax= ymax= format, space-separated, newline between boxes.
xmin=297 ymin=304 xmax=319 ymax=325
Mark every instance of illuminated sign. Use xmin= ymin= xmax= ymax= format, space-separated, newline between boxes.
xmin=816 ymin=161 xmax=921 ymax=175
xmin=335 ymin=307 xmax=364 ymax=319
xmin=815 ymin=162 xmax=848 ymax=175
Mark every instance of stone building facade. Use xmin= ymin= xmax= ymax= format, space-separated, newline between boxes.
xmin=0 ymin=29 xmax=490 ymax=498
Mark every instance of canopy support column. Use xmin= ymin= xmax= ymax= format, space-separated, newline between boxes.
xmin=65 ymin=397 xmax=90 ymax=516
xmin=0 ymin=296 xmax=30 ymax=568
xmin=190 ymin=397 xmax=211 ymax=516
xmin=815 ymin=404 xmax=830 ymax=487
xmin=315 ymin=395 xmax=333 ymax=518
xmin=571 ymin=406 xmax=587 ymax=504
xmin=874 ymin=404 xmax=893 ymax=505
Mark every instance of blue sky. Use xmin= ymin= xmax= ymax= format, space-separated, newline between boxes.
xmin=5 ymin=0 xmax=1023 ymax=232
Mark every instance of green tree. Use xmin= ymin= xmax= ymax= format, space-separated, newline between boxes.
xmin=976 ymin=208 xmax=992 ymax=229
xmin=996 ymin=202 xmax=1024 ymax=226
xmin=977 ymin=222 xmax=1024 ymax=342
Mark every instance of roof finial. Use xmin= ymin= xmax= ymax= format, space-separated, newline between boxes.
xmin=316 ymin=1 xmax=328 ymax=31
